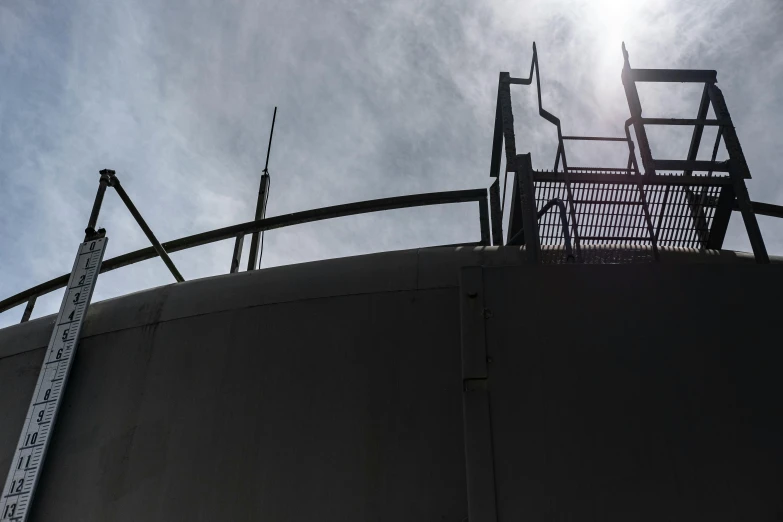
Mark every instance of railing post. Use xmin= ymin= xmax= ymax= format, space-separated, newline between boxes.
xmin=230 ymin=234 xmax=245 ymax=274
xmin=489 ymin=179 xmax=503 ymax=246
xmin=518 ymin=154 xmax=540 ymax=263
xmin=706 ymin=185 xmax=734 ymax=249
xmin=478 ymin=194 xmax=491 ymax=246
xmin=621 ymin=44 xmax=657 ymax=177
xmin=20 ymin=296 xmax=36 ymax=323
xmin=506 ymin=172 xmax=524 ymax=245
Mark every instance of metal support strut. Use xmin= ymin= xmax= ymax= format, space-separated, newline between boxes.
xmin=84 ymin=170 xmax=111 ymax=240
xmin=93 ymin=169 xmax=185 ymax=282
xmin=107 ymin=173 xmax=186 ymax=282
xmin=707 ymin=85 xmax=769 ymax=264
xmin=518 ymin=154 xmax=540 ymax=263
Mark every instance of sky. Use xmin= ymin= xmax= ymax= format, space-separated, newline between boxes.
xmin=1 ymin=0 xmax=782 ymax=327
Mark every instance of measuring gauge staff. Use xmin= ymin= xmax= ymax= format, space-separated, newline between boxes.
xmin=1 ymin=236 xmax=107 ymax=522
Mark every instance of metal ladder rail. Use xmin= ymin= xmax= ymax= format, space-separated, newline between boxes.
xmin=508 ymin=197 xmax=575 ymax=263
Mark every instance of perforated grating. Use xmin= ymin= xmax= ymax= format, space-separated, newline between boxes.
xmin=534 ymin=173 xmax=724 ymax=250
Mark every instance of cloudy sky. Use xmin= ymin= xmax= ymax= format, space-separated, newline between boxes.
xmin=1 ymin=0 xmax=781 ymax=326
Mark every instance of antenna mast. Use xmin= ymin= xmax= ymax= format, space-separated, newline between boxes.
xmin=244 ymin=107 xmax=277 ymax=272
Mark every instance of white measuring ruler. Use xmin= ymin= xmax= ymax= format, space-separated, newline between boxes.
xmin=1 ymin=236 xmax=108 ymax=522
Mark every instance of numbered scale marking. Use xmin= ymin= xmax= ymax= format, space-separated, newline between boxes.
xmin=1 ymin=237 xmax=107 ymax=522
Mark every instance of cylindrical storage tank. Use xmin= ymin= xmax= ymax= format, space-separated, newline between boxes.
xmin=0 ymin=247 xmax=516 ymax=521
xmin=2 ymin=246 xmax=782 ymax=521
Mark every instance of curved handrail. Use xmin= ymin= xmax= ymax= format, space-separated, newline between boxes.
xmin=537 ymin=198 xmax=575 ymax=262
xmin=1 ymin=189 xmax=489 ymax=317
xmin=508 ymin=198 xmax=574 ymax=262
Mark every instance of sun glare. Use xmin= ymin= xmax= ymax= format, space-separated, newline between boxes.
xmin=592 ymin=0 xmax=635 ymax=59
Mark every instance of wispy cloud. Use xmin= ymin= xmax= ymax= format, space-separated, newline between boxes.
xmin=1 ymin=0 xmax=781 ymax=327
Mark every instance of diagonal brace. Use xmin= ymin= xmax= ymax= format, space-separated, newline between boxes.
xmin=103 ymin=170 xmax=186 ymax=282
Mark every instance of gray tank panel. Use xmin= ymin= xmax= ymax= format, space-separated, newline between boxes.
xmin=0 ymin=246 xmax=524 ymax=521
xmin=1 ymin=245 xmax=780 ymax=521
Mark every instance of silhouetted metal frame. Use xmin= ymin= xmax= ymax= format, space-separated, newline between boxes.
xmin=492 ymin=44 xmax=666 ymax=261
xmin=508 ymin=197 xmax=574 ymax=261
xmin=682 ymin=86 xmax=721 ymax=246
xmin=620 ymin=44 xmax=767 ymax=262
xmin=490 ymin=43 xmax=774 ymax=262
xmin=2 ymin=189 xmax=490 ymax=320
xmin=732 ymin=200 xmax=783 ymax=219
xmin=708 ymin=84 xmax=769 ymax=262
xmin=517 ymin=154 xmax=540 ymax=263
xmin=621 ymin=120 xmax=660 ymax=259
xmin=708 ymin=185 xmax=735 ymax=249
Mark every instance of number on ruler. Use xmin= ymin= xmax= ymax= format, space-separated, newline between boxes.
xmin=4 ymin=502 xmax=17 ymax=518
xmin=8 ymin=479 xmax=23 ymax=494
xmin=17 ymin=456 xmax=29 ymax=470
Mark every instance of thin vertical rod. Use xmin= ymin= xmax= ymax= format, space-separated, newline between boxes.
xmin=264 ymin=107 xmax=278 ymax=172
xmin=683 ymin=85 xmax=711 ymax=177
xmin=247 ymin=107 xmax=277 ymax=271
xmin=621 ymin=43 xmax=657 ymax=177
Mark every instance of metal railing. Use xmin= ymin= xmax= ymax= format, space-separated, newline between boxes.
xmin=508 ymin=198 xmax=574 ymax=262
xmin=488 ymin=42 xmax=783 ymax=264
xmin=490 ymin=43 xmax=658 ymax=261
xmin=1 ymin=186 xmax=490 ymax=322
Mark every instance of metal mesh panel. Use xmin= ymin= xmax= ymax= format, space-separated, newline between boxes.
xmin=534 ymin=172 xmax=723 ymax=252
